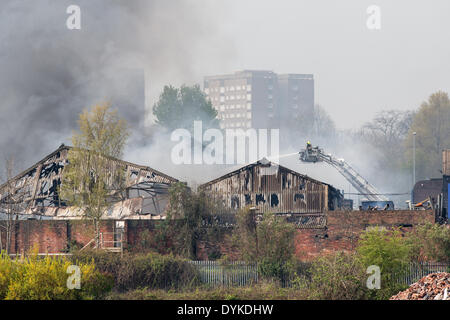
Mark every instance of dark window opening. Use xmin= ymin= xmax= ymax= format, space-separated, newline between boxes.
xmin=256 ymin=194 xmax=265 ymax=205
xmin=270 ymin=194 xmax=279 ymax=207
xmin=245 ymin=194 xmax=252 ymax=205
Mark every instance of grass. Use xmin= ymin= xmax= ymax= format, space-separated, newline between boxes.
xmin=105 ymin=281 xmax=310 ymax=300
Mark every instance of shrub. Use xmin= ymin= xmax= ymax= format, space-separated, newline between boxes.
xmin=357 ymin=227 xmax=410 ymax=299
xmin=70 ymin=250 xmax=201 ymax=291
xmin=116 ymin=252 xmax=200 ymax=291
xmin=304 ymin=252 xmax=368 ymax=300
xmin=106 ymin=280 xmax=308 ymax=300
xmin=0 ymin=251 xmax=18 ymax=299
xmin=258 ymin=258 xmax=295 ymax=283
xmin=80 ymin=270 xmax=115 ymax=299
xmin=71 ymin=249 xmax=122 ymax=275
xmin=0 ymin=251 xmax=113 ymax=300
xmin=408 ymin=222 xmax=450 ymax=263
xmin=233 ymin=208 xmax=296 ymax=282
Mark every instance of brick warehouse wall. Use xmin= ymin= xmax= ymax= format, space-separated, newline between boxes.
xmin=294 ymin=210 xmax=435 ymax=260
xmin=1 ymin=219 xmax=155 ymax=254
xmin=68 ymin=220 xmax=115 ymax=250
xmin=196 ymin=231 xmax=237 ymax=261
xmin=196 ymin=210 xmax=436 ymax=261
xmin=125 ymin=220 xmax=165 ymax=252
xmin=13 ymin=220 xmax=68 ymax=254
xmin=0 ymin=209 xmax=436 ymax=258
xmin=1 ymin=220 xmax=115 ymax=254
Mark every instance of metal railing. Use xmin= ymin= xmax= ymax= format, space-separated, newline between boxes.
xmin=397 ymin=262 xmax=450 ymax=285
xmin=189 ymin=261 xmax=258 ymax=287
xmin=79 ymin=231 xmax=124 ymax=254
xmin=190 ymin=261 xmax=449 ymax=288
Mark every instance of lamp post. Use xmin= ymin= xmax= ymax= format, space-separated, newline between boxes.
xmin=413 ymin=132 xmax=416 ymax=187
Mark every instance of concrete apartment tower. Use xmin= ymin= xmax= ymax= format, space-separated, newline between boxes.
xmin=204 ymin=70 xmax=314 ymax=132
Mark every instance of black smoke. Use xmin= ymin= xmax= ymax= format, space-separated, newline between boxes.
xmin=0 ymin=0 xmax=233 ymax=174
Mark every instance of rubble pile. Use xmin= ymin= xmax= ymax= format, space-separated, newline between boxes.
xmin=390 ymin=273 xmax=450 ymax=300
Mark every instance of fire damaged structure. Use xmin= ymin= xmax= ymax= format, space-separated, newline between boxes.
xmin=200 ymin=158 xmax=343 ymax=215
xmin=0 ymin=144 xmax=178 ymax=220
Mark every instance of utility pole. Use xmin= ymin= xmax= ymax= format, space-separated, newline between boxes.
xmin=249 ymin=207 xmax=258 ymax=257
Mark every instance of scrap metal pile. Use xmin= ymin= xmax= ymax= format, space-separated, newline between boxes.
xmin=390 ymin=273 xmax=450 ymax=300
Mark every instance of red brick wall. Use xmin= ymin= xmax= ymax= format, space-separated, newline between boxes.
xmin=195 ymin=210 xmax=435 ymax=261
xmin=12 ymin=221 xmax=67 ymax=254
xmin=1 ymin=220 xmax=115 ymax=254
xmin=294 ymin=210 xmax=435 ymax=260
xmin=68 ymin=220 xmax=115 ymax=249
xmin=1 ymin=209 xmax=435 ymax=258
xmin=125 ymin=220 xmax=157 ymax=251
xmin=196 ymin=234 xmax=237 ymax=261
xmin=2 ymin=219 xmax=161 ymax=254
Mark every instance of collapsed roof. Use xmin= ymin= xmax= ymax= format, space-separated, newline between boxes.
xmin=0 ymin=144 xmax=178 ymax=220
xmin=199 ymin=158 xmax=343 ymax=214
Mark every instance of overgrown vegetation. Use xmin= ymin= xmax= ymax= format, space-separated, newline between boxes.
xmin=126 ymin=223 xmax=445 ymax=301
xmin=3 ymin=176 xmax=449 ymax=300
xmin=144 ymin=182 xmax=230 ymax=259
xmin=70 ymin=250 xmax=201 ymax=292
xmin=0 ymin=250 xmax=113 ymax=300
xmin=106 ymin=281 xmax=309 ymax=300
xmin=303 ymin=252 xmax=368 ymax=300
xmin=232 ymin=207 xmax=297 ymax=282
xmin=356 ymin=227 xmax=412 ymax=299
xmin=408 ymin=222 xmax=450 ymax=264
xmin=1 ymin=221 xmax=449 ymax=300
xmin=0 ymin=249 xmax=200 ymax=300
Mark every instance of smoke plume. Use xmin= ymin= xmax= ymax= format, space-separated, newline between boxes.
xmin=0 ymin=0 xmax=234 ymax=173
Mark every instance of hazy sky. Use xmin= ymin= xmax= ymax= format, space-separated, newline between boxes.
xmin=1 ymin=0 xmax=449 ymax=174
xmin=198 ymin=0 xmax=450 ymax=129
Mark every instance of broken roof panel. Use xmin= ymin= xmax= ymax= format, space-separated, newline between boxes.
xmin=0 ymin=144 xmax=178 ymax=219
xmin=199 ymin=158 xmax=342 ymax=214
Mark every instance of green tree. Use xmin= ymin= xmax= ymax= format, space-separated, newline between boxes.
xmin=60 ymin=104 xmax=129 ymax=248
xmin=152 ymin=84 xmax=219 ymax=131
xmin=405 ymin=91 xmax=450 ymax=180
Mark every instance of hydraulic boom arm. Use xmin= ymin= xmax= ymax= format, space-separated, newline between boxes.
xmin=299 ymin=144 xmax=387 ymax=202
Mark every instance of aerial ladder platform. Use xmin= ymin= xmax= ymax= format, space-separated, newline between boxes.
xmin=299 ymin=143 xmax=392 ymax=208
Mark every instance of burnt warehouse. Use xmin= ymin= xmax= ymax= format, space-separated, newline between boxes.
xmin=0 ymin=144 xmax=178 ymax=220
xmin=200 ymin=158 xmax=343 ymax=214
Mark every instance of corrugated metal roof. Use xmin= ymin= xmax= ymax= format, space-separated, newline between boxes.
xmin=0 ymin=144 xmax=178 ymax=219
xmin=201 ymin=158 xmax=330 ymax=189
xmin=199 ymin=158 xmax=336 ymax=214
